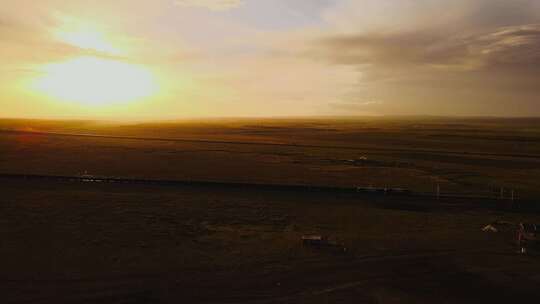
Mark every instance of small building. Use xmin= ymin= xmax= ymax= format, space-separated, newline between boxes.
xmin=518 ymin=223 xmax=539 ymax=242
xmin=302 ymin=235 xmax=327 ymax=247
xmin=517 ymin=223 xmax=540 ymax=253
xmin=301 ymin=235 xmax=348 ymax=253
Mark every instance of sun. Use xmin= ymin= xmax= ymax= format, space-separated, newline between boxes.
xmin=32 ymin=56 xmax=158 ymax=106
xmin=30 ymin=16 xmax=158 ymax=107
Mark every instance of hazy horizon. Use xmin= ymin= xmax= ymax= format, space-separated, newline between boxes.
xmin=4 ymin=115 xmax=540 ymax=129
xmin=5 ymin=114 xmax=540 ymax=124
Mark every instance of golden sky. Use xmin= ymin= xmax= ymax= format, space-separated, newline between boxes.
xmin=1 ymin=0 xmax=539 ymax=120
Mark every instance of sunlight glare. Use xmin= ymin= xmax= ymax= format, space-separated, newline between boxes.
xmin=53 ymin=16 xmax=122 ymax=55
xmin=33 ymin=56 xmax=158 ymax=106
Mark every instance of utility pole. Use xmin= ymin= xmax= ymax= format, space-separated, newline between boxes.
xmin=436 ymin=183 xmax=440 ymax=200
xmin=511 ymin=189 xmax=515 ymax=209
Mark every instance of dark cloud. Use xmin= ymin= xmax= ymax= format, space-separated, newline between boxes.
xmin=476 ymin=25 xmax=540 ymax=69
xmin=316 ymin=23 xmax=540 ymax=73
xmin=463 ymin=0 xmax=540 ymax=29
xmin=317 ymin=31 xmax=462 ymax=67
xmin=311 ymin=1 xmax=540 ymax=116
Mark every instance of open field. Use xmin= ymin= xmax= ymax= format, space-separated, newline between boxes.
xmin=1 ymin=117 xmax=540 ymax=303
xmin=1 ymin=117 xmax=540 ymax=197
xmin=2 ymin=178 xmax=540 ymax=303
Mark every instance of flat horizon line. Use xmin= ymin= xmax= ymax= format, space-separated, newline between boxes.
xmin=2 ymin=114 xmax=540 ymax=124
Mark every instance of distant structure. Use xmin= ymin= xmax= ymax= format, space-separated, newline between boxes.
xmin=301 ymin=235 xmax=326 ymax=247
xmin=301 ymin=235 xmax=347 ymax=253
xmin=79 ymin=170 xmax=95 ymax=182
xmin=518 ymin=223 xmax=540 ymax=254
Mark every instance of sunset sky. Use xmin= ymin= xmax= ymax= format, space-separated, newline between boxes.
xmin=1 ymin=0 xmax=539 ymax=120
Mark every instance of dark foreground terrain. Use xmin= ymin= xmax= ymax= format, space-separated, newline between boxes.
xmin=2 ymin=178 xmax=540 ymax=303
xmin=1 ymin=117 xmax=540 ymax=303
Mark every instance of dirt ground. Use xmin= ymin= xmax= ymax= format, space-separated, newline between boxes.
xmin=1 ymin=117 xmax=540 ymax=303
xmin=2 ymin=179 xmax=540 ymax=303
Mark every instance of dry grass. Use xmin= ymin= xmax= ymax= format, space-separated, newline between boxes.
xmin=2 ymin=117 xmax=540 ymax=303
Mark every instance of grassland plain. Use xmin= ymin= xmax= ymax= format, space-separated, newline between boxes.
xmin=1 ymin=117 xmax=540 ymax=197
xmin=2 ymin=178 xmax=540 ymax=303
xmin=1 ymin=117 xmax=540 ymax=303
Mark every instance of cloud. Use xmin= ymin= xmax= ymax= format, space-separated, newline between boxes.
xmin=315 ymin=23 xmax=540 ymax=74
xmin=313 ymin=0 xmax=540 ymax=70
xmin=2 ymin=0 xmax=540 ymax=117
xmin=283 ymin=0 xmax=540 ymax=116
xmin=313 ymin=23 xmax=540 ymax=111
xmin=322 ymin=0 xmax=540 ymax=33
xmin=174 ymin=0 xmax=243 ymax=11
xmin=475 ymin=24 xmax=540 ymax=69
